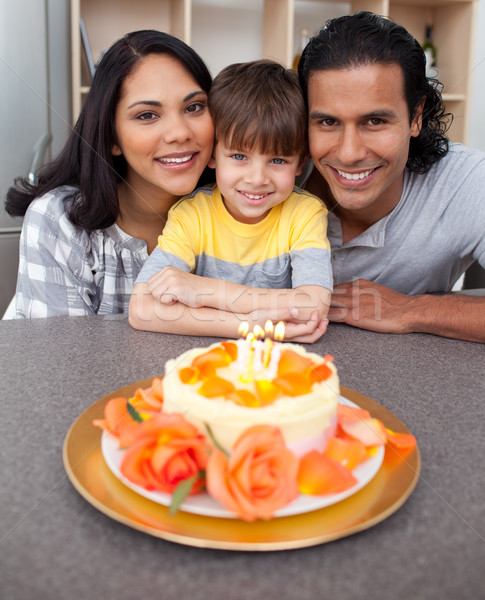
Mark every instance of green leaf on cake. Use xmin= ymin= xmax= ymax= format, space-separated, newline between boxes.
xmin=126 ymin=399 xmax=143 ymax=423
xmin=205 ymin=423 xmax=230 ymax=457
xmin=170 ymin=474 xmax=198 ymax=515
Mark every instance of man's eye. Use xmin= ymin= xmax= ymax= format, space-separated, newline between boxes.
xmin=321 ymin=118 xmax=337 ymax=127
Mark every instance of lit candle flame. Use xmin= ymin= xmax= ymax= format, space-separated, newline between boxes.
xmin=238 ymin=321 xmax=249 ymax=338
xmin=274 ymin=321 xmax=285 ymax=341
xmin=253 ymin=324 xmax=265 ymax=339
xmin=264 ymin=320 xmax=274 ymax=338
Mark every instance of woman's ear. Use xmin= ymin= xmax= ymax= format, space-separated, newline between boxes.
xmin=208 ymin=155 xmax=216 ymax=169
xmin=111 ymin=144 xmax=122 ymax=156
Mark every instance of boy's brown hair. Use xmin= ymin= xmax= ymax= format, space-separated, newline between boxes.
xmin=209 ymin=59 xmax=308 ymax=160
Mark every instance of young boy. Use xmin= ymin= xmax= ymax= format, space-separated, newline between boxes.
xmin=129 ymin=60 xmax=332 ymax=342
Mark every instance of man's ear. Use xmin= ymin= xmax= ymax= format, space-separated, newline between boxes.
xmin=411 ymin=98 xmax=426 ymax=138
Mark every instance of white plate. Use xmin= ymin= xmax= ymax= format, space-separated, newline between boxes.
xmin=101 ymin=396 xmax=385 ymax=519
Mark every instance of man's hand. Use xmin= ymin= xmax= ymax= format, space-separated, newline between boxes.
xmin=328 ymin=279 xmax=417 ymax=333
xmin=328 ymin=278 xmax=485 ymax=342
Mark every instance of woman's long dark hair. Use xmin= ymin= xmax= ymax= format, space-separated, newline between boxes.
xmin=298 ymin=11 xmax=451 ymax=174
xmin=5 ymin=30 xmax=212 ymax=229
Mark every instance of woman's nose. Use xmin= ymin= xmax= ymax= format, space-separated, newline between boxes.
xmin=163 ymin=115 xmax=192 ymax=144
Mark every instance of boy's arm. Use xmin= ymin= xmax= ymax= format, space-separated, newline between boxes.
xmin=147 ymin=267 xmax=330 ymax=320
xmin=129 ymin=281 xmax=328 ymax=342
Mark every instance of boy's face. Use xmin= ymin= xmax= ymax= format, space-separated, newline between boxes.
xmin=209 ymin=141 xmax=302 ymax=224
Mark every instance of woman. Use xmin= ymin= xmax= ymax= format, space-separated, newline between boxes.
xmin=5 ymin=30 xmax=214 ymax=318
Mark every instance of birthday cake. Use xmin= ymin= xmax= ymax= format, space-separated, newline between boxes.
xmin=162 ymin=335 xmax=340 ymax=457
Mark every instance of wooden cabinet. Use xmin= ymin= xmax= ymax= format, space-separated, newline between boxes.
xmin=71 ymin=0 xmax=477 ymax=143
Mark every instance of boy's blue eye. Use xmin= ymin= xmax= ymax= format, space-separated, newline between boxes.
xmin=271 ymin=158 xmax=286 ymax=165
xmin=232 ymin=154 xmax=246 ymax=161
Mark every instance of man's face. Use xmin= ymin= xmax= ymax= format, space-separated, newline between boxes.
xmin=307 ymin=63 xmax=423 ymax=221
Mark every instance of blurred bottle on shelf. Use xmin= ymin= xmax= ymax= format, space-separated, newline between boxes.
xmin=422 ymin=24 xmax=438 ymax=78
xmin=292 ymin=28 xmax=310 ymax=70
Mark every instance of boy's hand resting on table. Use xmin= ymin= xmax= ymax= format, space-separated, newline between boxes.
xmin=146 ymin=267 xmax=330 ymax=343
xmin=148 ymin=267 xmax=209 ymax=308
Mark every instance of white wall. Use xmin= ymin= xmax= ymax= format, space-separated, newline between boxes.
xmin=468 ymin=0 xmax=485 ymax=152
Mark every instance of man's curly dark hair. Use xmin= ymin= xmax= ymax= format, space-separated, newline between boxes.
xmin=298 ymin=11 xmax=451 ymax=174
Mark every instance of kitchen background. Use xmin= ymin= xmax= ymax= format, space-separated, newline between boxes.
xmin=1 ymin=0 xmax=485 ymax=316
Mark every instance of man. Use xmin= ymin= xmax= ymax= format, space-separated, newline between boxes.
xmin=298 ymin=11 xmax=485 ymax=343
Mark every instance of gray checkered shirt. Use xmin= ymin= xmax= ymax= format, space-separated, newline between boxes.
xmin=11 ymin=186 xmax=148 ymax=318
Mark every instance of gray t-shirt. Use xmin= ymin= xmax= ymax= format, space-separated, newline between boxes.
xmin=304 ymin=143 xmax=485 ymax=294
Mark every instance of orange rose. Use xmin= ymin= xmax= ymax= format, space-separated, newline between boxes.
xmin=206 ymin=425 xmax=299 ymax=521
xmin=120 ymin=413 xmax=208 ymax=494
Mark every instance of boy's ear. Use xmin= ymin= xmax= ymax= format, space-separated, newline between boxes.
xmin=296 ymin=154 xmax=310 ymax=176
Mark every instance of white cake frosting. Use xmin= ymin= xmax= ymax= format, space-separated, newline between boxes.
xmin=162 ymin=341 xmax=340 ymax=455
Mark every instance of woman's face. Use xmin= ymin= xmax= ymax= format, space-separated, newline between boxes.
xmin=113 ymin=53 xmax=214 ymax=200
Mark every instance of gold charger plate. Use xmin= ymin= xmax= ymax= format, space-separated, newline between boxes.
xmin=63 ymin=379 xmax=421 ymax=551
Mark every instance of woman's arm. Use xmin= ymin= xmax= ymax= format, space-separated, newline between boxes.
xmin=14 ymin=194 xmax=99 ymax=318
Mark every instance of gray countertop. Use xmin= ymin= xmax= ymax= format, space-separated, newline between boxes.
xmin=1 ymin=315 xmax=484 ymax=600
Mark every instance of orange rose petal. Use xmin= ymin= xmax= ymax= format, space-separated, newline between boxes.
xmin=131 ymin=377 xmax=164 ymax=411
xmin=386 ymin=428 xmax=417 ymax=449
xmin=324 ymin=436 xmax=367 ymax=470
xmin=340 ymin=418 xmax=387 ymax=447
xmin=206 ymin=449 xmax=241 ymax=514
xmin=308 ymin=362 xmax=333 ymax=384
xmin=221 ymin=341 xmax=238 ymax=361
xmin=179 ymin=366 xmax=199 ymax=384
xmin=227 ymin=389 xmax=260 ymax=407
xmin=273 ymin=372 xmax=312 ymax=396
xmin=198 ymin=376 xmax=235 ymax=398
xmin=298 ymin=450 xmax=358 ymax=495
xmin=277 ymin=349 xmax=314 ymax=376
xmin=92 ymin=397 xmax=141 ymax=443
xmin=337 ymin=404 xmax=372 ymax=426
xmin=255 ymin=380 xmax=281 ymax=405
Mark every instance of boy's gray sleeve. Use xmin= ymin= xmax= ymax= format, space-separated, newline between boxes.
xmin=135 ymin=247 xmax=191 ymax=283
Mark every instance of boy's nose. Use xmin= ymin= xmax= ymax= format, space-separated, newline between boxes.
xmin=244 ymin=163 xmax=269 ymax=186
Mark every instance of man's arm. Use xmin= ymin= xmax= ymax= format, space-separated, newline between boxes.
xmin=328 ymin=279 xmax=485 ymax=343
xmin=129 ymin=282 xmax=328 ymax=342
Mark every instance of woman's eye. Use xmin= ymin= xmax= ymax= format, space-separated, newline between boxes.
xmin=186 ymin=102 xmax=205 ymax=114
xmin=136 ymin=111 xmax=157 ymax=121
